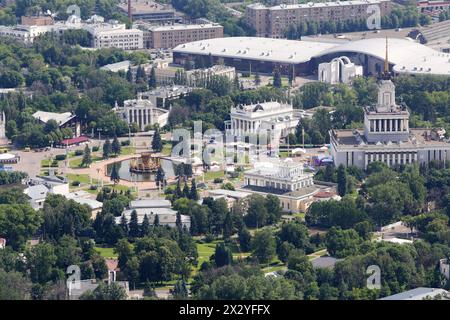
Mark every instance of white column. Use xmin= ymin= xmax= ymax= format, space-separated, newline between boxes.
xmin=414 ymin=153 xmax=418 ymax=162
xmin=370 ymin=153 xmax=374 ymax=163
xmin=408 ymin=153 xmax=412 ymax=164
xmin=381 ymin=153 xmax=385 ymax=163
xmin=386 ymin=153 xmax=390 ymax=166
xmin=364 ymin=153 xmax=368 ymax=169
xmin=384 ymin=119 xmax=387 ymax=133
xmin=403 ymin=153 xmax=407 ymax=165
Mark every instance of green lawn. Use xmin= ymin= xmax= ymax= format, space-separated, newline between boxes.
xmin=203 ymin=171 xmax=225 ymax=182
xmin=161 ymin=143 xmax=172 ymax=156
xmin=196 ymin=242 xmax=217 ymax=268
xmin=120 ymin=146 xmax=135 ymax=156
xmin=41 ymin=159 xmax=59 ymax=167
xmin=66 ymin=173 xmax=92 ymax=184
xmin=69 ymin=155 xmax=102 ymax=168
xmin=94 ymin=247 xmax=117 ymax=259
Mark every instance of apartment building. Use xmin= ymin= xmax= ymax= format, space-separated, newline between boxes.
xmin=245 ymin=0 xmax=392 ymax=38
xmin=82 ymin=22 xmax=144 ymax=50
xmin=137 ymin=22 xmax=223 ymax=49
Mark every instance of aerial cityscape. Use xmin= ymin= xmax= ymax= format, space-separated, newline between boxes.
xmin=0 ymin=0 xmax=449 ymax=305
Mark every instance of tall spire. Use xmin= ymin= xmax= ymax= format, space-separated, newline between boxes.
xmin=383 ymin=37 xmax=390 ymax=80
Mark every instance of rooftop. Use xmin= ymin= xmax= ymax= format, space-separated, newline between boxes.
xmin=175 ymin=37 xmax=450 ymax=76
xmin=331 ymin=128 xmax=450 ymax=149
xmin=174 ymin=37 xmax=336 ymax=64
xmin=24 ymin=184 xmax=48 ymax=200
xmin=240 ymin=185 xmax=319 ymax=199
xmin=248 ymin=0 xmax=388 ymax=10
xmin=379 ymin=287 xmax=449 ymax=300
xmin=143 ymin=23 xmax=222 ymax=32
xmin=129 ymin=199 xmax=172 ymax=208
xmin=32 ymin=111 xmax=75 ymax=126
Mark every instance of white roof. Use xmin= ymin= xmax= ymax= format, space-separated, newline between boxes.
xmin=0 ymin=153 xmax=16 ymax=160
xmin=174 ymin=37 xmax=336 ymax=64
xmin=24 ymin=184 xmax=48 ymax=200
xmin=32 ymin=111 xmax=75 ymax=125
xmin=175 ymin=37 xmax=450 ymax=76
xmin=130 ymin=199 xmax=172 ymax=209
xmin=315 ymin=37 xmax=450 ymax=76
xmin=147 ymin=23 xmax=222 ymax=32
xmin=208 ymin=189 xmax=252 ymax=199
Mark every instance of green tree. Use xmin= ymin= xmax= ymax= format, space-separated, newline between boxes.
xmin=214 ymin=242 xmax=233 ymax=267
xmin=129 ymin=210 xmax=140 ymax=238
xmin=79 ymin=282 xmax=127 ymax=300
xmin=148 ymin=67 xmax=157 ymax=89
xmin=252 ymin=229 xmax=276 ymax=264
xmin=272 ymin=68 xmax=282 ymax=88
xmin=81 ymin=144 xmax=92 ymax=167
xmin=0 ymin=204 xmax=42 ymax=250
xmin=103 ymin=139 xmax=112 ymax=159
xmin=337 ymin=165 xmax=348 ymax=197
xmin=110 ymin=163 xmax=120 ymax=186
xmin=151 ymin=127 xmax=163 ymax=152
xmin=111 ymin=136 xmax=121 ymax=155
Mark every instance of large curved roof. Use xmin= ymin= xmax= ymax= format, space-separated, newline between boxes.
xmin=174 ymin=36 xmax=450 ymax=76
xmin=315 ymin=37 xmax=450 ymax=76
xmin=173 ymin=37 xmax=336 ymax=64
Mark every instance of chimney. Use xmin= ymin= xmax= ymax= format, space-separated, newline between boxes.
xmin=128 ymin=0 xmax=132 ymax=23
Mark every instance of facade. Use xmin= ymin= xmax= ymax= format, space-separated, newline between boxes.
xmin=245 ymin=0 xmax=392 ymax=38
xmin=116 ymin=199 xmax=191 ymax=229
xmin=225 ymin=101 xmax=300 ymax=139
xmin=141 ymin=85 xmax=192 ymax=108
xmin=21 ymin=15 xmax=54 ymax=26
xmin=318 ymin=56 xmax=363 ymax=84
xmin=115 ymin=96 xmax=169 ymax=131
xmin=186 ymin=65 xmax=236 ymax=87
xmin=83 ymin=22 xmax=143 ymax=50
xmin=417 ymin=1 xmax=450 ymax=16
xmin=118 ymin=0 xmax=177 ymax=23
xmin=239 ymin=159 xmax=337 ymax=213
xmin=0 ymin=16 xmax=143 ymax=50
xmin=137 ymin=22 xmax=223 ymax=49
xmin=330 ymin=72 xmax=450 ymax=169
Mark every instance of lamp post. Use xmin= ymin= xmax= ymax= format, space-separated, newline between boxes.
xmin=97 ymin=128 xmax=103 ymax=147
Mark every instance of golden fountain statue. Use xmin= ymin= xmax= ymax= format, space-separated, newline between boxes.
xmin=129 ymin=152 xmax=160 ymax=173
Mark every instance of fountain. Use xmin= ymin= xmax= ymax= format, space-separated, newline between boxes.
xmin=106 ymin=152 xmax=160 ymax=182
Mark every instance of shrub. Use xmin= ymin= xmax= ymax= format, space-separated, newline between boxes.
xmin=213 ymin=178 xmax=223 ymax=184
xmin=71 ymin=181 xmax=80 ymax=186
xmin=74 ymin=150 xmax=83 ymax=156
xmin=55 ymin=155 xmax=66 ymax=161
xmin=121 ymin=140 xmax=131 ymax=146
xmin=92 ymin=146 xmax=100 ymax=152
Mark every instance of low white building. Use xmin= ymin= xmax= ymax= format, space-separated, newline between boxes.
xmin=225 ymin=101 xmax=300 ymax=139
xmin=244 ymin=159 xmax=314 ymax=192
xmin=114 ymin=95 xmax=169 ymax=131
xmin=24 ymin=176 xmax=70 ymax=210
xmin=238 ymin=158 xmax=337 ymax=213
xmin=318 ymin=56 xmax=363 ymax=85
xmin=116 ymin=198 xmax=191 ymax=229
xmin=65 ymin=190 xmax=103 ymax=217
xmin=186 ymin=65 xmax=236 ymax=87
xmin=0 ymin=16 xmax=143 ymax=50
xmin=84 ymin=21 xmax=143 ymax=50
